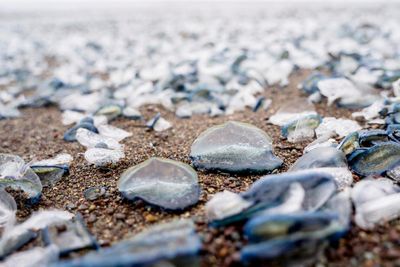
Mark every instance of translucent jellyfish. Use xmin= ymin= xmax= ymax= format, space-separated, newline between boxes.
xmin=352 ymin=178 xmax=400 ymax=229
xmin=269 ymin=99 xmax=318 ymax=127
xmin=281 ymin=114 xmax=322 ymax=143
xmin=97 ymin=124 xmax=132 ymax=142
xmin=315 ymin=117 xmax=362 ymax=138
xmin=42 ymin=215 xmax=98 ymax=255
xmin=0 ymin=210 xmax=74 ymax=257
xmin=146 ymin=113 xmax=172 ymax=132
xmin=84 ymin=148 xmax=125 ymax=167
xmin=205 ymin=190 xmax=252 ymax=221
xmin=118 ymin=158 xmax=200 ymax=210
xmin=55 ymin=219 xmax=201 ymax=267
xmin=31 ymin=153 xmax=73 ymax=187
xmin=349 ymin=142 xmax=400 ymax=176
xmin=0 ymin=245 xmax=59 ymax=267
xmin=190 ymin=121 xmax=282 ymax=173
xmin=0 ymin=189 xmax=17 ymax=227
xmin=76 ymin=128 xmax=122 ymax=150
xmin=0 ymin=154 xmax=42 ymax=201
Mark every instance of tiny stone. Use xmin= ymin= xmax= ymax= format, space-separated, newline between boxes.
xmin=114 ymin=213 xmax=126 ymax=220
xmin=65 ymin=202 xmax=76 ymax=210
xmin=78 ymin=204 xmax=88 ymax=211
xmin=106 ymin=208 xmax=114 ymax=215
xmin=87 ymin=214 xmax=97 ymax=223
xmin=218 ymin=247 xmax=229 ymax=257
xmin=144 ymin=214 xmax=157 ymax=223
xmin=126 ymin=219 xmax=135 ymax=226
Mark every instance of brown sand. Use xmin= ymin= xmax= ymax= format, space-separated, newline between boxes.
xmin=1 ymin=69 xmax=399 ymax=266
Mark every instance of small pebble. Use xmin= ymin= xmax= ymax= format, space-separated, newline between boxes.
xmin=144 ymin=214 xmax=157 ymax=223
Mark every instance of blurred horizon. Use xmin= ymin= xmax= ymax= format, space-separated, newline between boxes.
xmin=1 ymin=0 xmax=400 ymax=12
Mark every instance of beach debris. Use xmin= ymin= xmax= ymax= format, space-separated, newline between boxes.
xmin=63 ymin=117 xmax=98 ymax=142
xmin=317 ymin=77 xmax=378 ymax=108
xmin=308 ymin=91 xmax=322 ymax=104
xmin=352 ymin=178 xmax=400 ymax=229
xmin=385 ymin=103 xmax=400 ymax=125
xmin=205 ymin=190 xmax=252 ymax=221
xmin=0 ymin=245 xmax=59 ymax=267
xmin=294 ymin=143 xmax=352 ymax=189
xmin=269 ymin=100 xmax=318 ymax=127
xmin=54 ymin=219 xmax=201 ymax=267
xmin=338 ymin=129 xmax=390 ymax=155
xmin=322 ymin=188 xmax=352 ymax=227
xmin=61 ymin=110 xmax=85 ymax=126
xmin=290 ymin=147 xmax=348 ymax=171
xmin=76 ymin=128 xmax=122 ymax=150
xmin=393 ymin=79 xmax=400 ymax=97
xmin=42 ymin=215 xmax=98 ymax=255
xmin=190 ymin=121 xmax=282 ymax=173
xmin=84 ymin=148 xmax=125 ymax=167
xmin=358 ymin=129 xmax=389 ymax=147
xmin=0 ymin=210 xmax=74 ymax=257
xmin=122 ymin=107 xmax=142 ymax=120
xmin=0 ymin=5 xmax=398 ymax=124
xmin=206 ymin=170 xmax=336 ymax=226
xmin=241 ymin=212 xmax=346 ymax=264
xmin=252 ymin=97 xmax=272 ymax=112
xmin=76 ymin=127 xmax=126 ymax=166
xmin=352 ymin=100 xmax=386 ymax=122
xmin=337 ymin=131 xmax=360 ymax=156
xmin=94 ymin=104 xmax=122 ymax=121
xmin=30 ymin=153 xmax=73 ymax=187
xmin=376 ymin=70 xmax=400 ymax=89
xmin=118 ymin=157 xmax=200 ymax=210
xmin=59 ymin=92 xmax=103 ymax=113
xmin=387 ymin=165 xmax=400 ymax=182
xmin=146 ymin=113 xmax=172 ymax=132
xmin=1 ymin=4 xmax=400 ymax=265
xmin=0 ymin=154 xmax=43 ymax=202
xmin=175 ymin=101 xmax=218 ymax=118
xmin=0 ymin=104 xmax=21 ymax=120
xmin=349 ymin=142 xmax=400 ymax=176
xmin=0 ymin=189 xmax=17 ymax=228
xmin=264 ymin=59 xmax=293 ymax=86
xmin=281 ymin=114 xmax=322 ymax=143
xmin=97 ymin=124 xmax=132 ymax=142
xmin=293 ymin=167 xmax=352 ymax=190
xmin=83 ymin=186 xmax=106 ymax=201
xmin=315 ymin=117 xmax=362 ymax=138
xmin=299 ymin=73 xmax=327 ymax=94
xmin=338 ymin=128 xmax=400 ymax=180
xmin=304 ymin=135 xmax=338 ymax=153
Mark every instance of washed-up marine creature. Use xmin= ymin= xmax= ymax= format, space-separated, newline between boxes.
xmin=190 ymin=121 xmax=282 ymax=174
xmin=241 ymin=212 xmax=347 ymax=265
xmin=146 ymin=113 xmax=172 ymax=132
xmin=352 ymin=178 xmax=400 ymax=229
xmin=281 ymin=114 xmax=322 ymax=143
xmin=206 ymin=170 xmax=337 ymax=226
xmin=349 ymin=142 xmax=400 ymax=176
xmin=0 ymin=154 xmax=43 ymax=202
xmin=30 ymin=153 xmax=73 ymax=187
xmin=42 ymin=214 xmax=98 ymax=256
xmin=52 ymin=219 xmax=201 ymax=267
xmin=119 ymin=157 xmax=200 ymax=210
xmin=0 ymin=189 xmax=17 ymax=228
xmin=0 ymin=245 xmax=59 ymax=267
xmin=0 ymin=210 xmax=74 ymax=258
xmin=64 ymin=117 xmax=98 ymax=142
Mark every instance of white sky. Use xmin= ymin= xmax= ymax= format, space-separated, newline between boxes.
xmin=0 ymin=0 xmax=398 ymax=11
